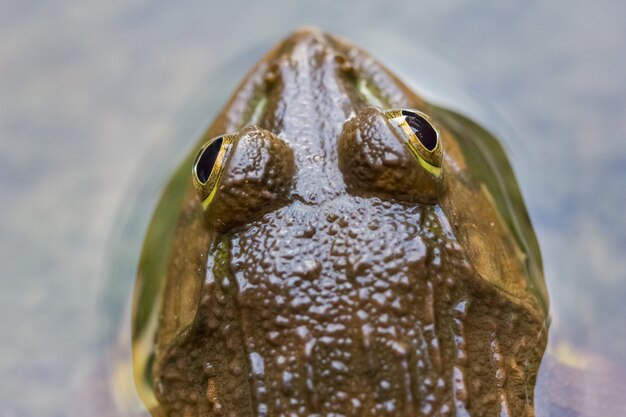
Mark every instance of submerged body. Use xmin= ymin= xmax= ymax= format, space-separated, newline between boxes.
xmin=133 ymin=29 xmax=549 ymax=416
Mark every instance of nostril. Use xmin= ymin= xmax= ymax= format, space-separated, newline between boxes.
xmin=334 ymin=54 xmax=353 ymax=73
xmin=264 ymin=63 xmax=280 ymax=84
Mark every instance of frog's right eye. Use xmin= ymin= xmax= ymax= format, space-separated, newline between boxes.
xmin=192 ymin=126 xmax=295 ymax=230
xmin=338 ymin=107 xmax=445 ymax=204
xmin=192 ymin=134 xmax=236 ymax=209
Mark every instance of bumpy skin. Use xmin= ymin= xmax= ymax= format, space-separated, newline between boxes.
xmin=150 ymin=29 xmax=547 ymax=417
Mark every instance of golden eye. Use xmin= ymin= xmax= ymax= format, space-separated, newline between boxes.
xmin=192 ymin=134 xmax=236 ymax=209
xmin=385 ymin=109 xmax=443 ymax=176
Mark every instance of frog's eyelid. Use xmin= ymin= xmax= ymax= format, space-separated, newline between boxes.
xmin=385 ymin=109 xmax=443 ymax=176
xmin=192 ymin=134 xmax=237 ymax=208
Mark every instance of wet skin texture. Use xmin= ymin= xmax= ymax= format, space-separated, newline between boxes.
xmin=150 ymin=29 xmax=547 ymax=417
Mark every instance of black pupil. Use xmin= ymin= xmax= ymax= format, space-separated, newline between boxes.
xmin=196 ymin=137 xmax=223 ymax=184
xmin=402 ymin=110 xmax=438 ymax=151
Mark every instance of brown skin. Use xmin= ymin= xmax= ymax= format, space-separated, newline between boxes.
xmin=149 ymin=29 xmax=548 ymax=416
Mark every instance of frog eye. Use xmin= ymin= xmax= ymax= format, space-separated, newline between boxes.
xmin=385 ymin=109 xmax=443 ymax=176
xmin=192 ymin=126 xmax=295 ymax=230
xmin=192 ymin=134 xmax=236 ymax=209
xmin=338 ymin=107 xmax=444 ymax=203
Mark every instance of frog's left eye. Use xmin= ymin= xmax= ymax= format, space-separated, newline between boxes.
xmin=192 ymin=134 xmax=236 ymax=209
xmin=385 ymin=109 xmax=443 ymax=176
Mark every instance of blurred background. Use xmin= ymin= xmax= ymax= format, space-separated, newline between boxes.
xmin=1 ymin=1 xmax=625 ymax=416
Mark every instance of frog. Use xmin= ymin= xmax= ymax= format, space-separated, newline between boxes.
xmin=130 ymin=27 xmax=553 ymax=417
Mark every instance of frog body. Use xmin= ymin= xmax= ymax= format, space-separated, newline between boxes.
xmin=133 ymin=28 xmax=549 ymax=417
